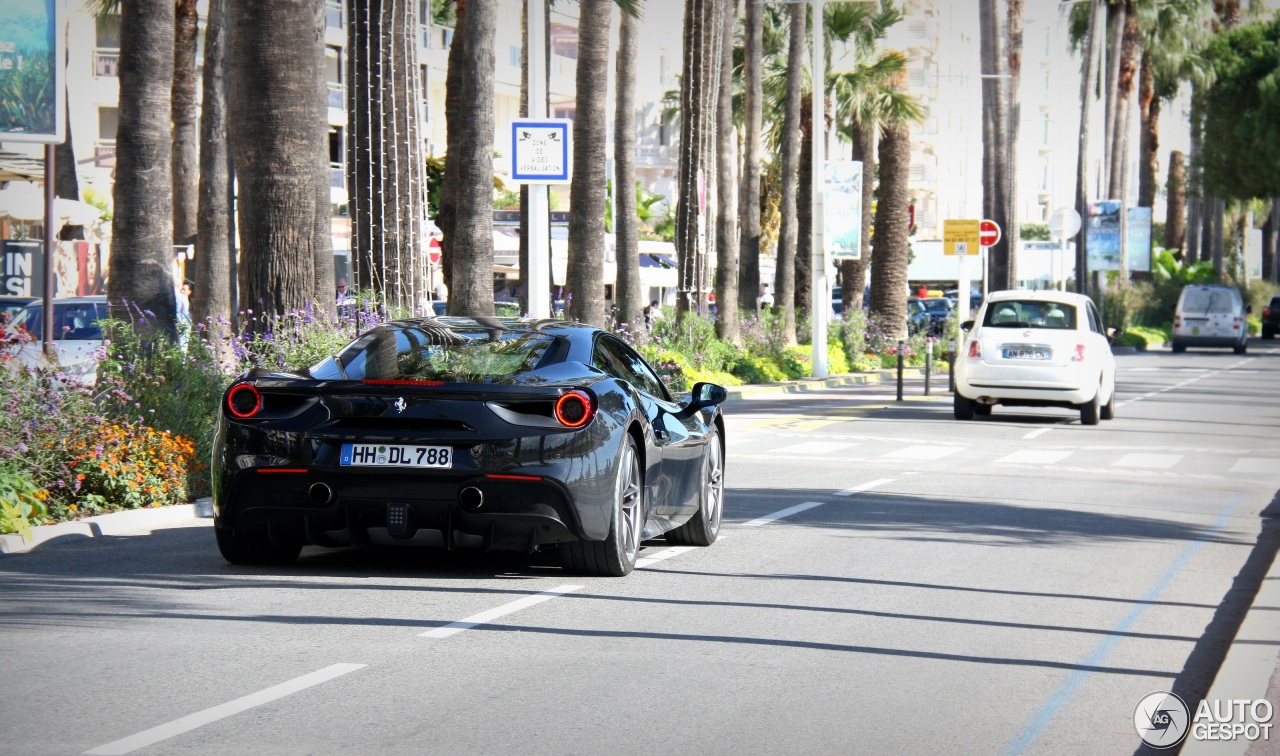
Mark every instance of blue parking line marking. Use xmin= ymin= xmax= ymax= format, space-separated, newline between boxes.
xmin=1005 ymin=493 xmax=1244 ymax=755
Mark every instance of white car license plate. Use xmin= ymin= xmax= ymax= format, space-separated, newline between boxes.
xmin=340 ymin=443 xmax=452 ymax=468
xmin=1003 ymin=348 xmax=1049 ymax=360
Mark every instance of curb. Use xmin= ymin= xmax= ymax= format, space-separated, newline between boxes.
xmin=1181 ymin=546 xmax=1280 ymax=756
xmin=0 ymin=497 xmax=213 ymax=557
xmin=725 ymin=368 xmax=931 ymax=400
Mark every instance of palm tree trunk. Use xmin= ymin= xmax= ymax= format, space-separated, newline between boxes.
xmin=1186 ymin=84 xmax=1203 ymax=264
xmin=714 ymin=0 xmax=739 ymax=343
xmin=566 ymin=0 xmax=610 ymax=327
xmin=1006 ymin=0 xmax=1023 ymax=287
xmin=774 ymin=1 xmax=805 ymax=343
xmin=1112 ymin=4 xmax=1140 ymax=281
xmin=841 ymin=118 xmax=873 ymax=313
xmin=172 ymin=0 xmax=200 ymax=257
xmin=1263 ymin=199 xmax=1277 ymax=284
xmin=795 ymin=92 xmax=812 ymax=320
xmin=1137 ymin=49 xmax=1158 ymax=210
xmin=439 ymin=0 xmax=498 ymax=315
xmin=193 ymin=0 xmax=232 ymax=354
xmin=518 ymin=0 xmax=529 ymax=314
xmin=109 ymin=0 xmax=176 ymax=339
xmin=1103 ymin=0 xmax=1125 ymax=193
xmin=869 ymin=118 xmax=910 ymax=338
xmin=675 ymin=0 xmax=721 ymax=320
xmin=737 ymin=0 xmax=763 ymax=315
xmin=1165 ymin=150 xmax=1186 ymax=253
xmin=980 ymin=0 xmax=1009 ymax=290
xmin=1073 ymin=0 xmax=1103 ymax=295
xmin=614 ymin=5 xmax=643 ymax=330
xmin=229 ymin=0 xmax=329 ymax=326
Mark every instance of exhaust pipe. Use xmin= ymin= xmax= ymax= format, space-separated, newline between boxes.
xmin=459 ymin=486 xmax=484 ymax=511
xmin=308 ymin=482 xmax=334 ymax=506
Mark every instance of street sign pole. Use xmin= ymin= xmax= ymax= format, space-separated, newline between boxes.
xmin=527 ymin=0 xmax=550 ymax=318
xmin=810 ymin=0 xmax=827 ymax=377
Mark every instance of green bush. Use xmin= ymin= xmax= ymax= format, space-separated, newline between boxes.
xmin=827 ymin=340 xmax=849 ymax=374
xmin=0 ymin=361 xmax=102 ymax=502
xmin=0 ymin=462 xmax=47 ymax=541
xmin=732 ymin=355 xmax=788 ymax=383
xmin=1116 ymin=325 xmax=1170 ymax=350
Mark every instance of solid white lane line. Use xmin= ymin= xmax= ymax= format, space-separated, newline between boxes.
xmin=1112 ymin=453 xmax=1182 ymax=469
xmin=834 ymin=478 xmax=895 ymax=496
xmin=996 ymin=450 xmax=1073 ymax=465
xmin=770 ymin=441 xmax=858 ymax=455
xmin=83 ymin=663 xmax=366 ymax=756
xmin=741 ymin=501 xmax=825 ymax=527
xmin=418 ymin=585 xmax=582 ymax=639
xmin=636 ymin=546 xmax=697 ymax=568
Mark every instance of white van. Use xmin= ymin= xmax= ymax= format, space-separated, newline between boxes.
xmin=1171 ymin=285 xmax=1249 ymax=354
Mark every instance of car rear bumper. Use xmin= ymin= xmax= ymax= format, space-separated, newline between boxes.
xmin=1172 ymin=332 xmax=1243 ymax=347
xmin=957 ymin=363 xmax=1095 ymax=405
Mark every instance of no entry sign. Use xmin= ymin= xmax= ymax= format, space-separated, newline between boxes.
xmin=979 ymin=219 xmax=1001 ymax=247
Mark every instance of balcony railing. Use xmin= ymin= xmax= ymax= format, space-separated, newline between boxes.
xmin=94 ymin=49 xmax=119 ymax=78
xmin=94 ymin=143 xmax=116 ymax=168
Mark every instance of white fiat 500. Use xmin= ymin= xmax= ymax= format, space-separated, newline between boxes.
xmin=954 ymin=290 xmax=1117 ymax=425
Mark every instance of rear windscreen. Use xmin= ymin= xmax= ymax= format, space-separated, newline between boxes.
xmin=983 ymin=301 xmax=1078 ymax=330
xmin=326 ymin=323 xmax=556 ymax=382
xmin=1181 ymin=289 xmax=1235 ymax=313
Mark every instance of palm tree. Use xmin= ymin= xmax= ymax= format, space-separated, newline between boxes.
xmin=108 ymin=0 xmax=176 ymax=339
xmin=1165 ymin=150 xmax=1187 ymax=251
xmin=675 ymin=0 xmax=723 ymax=319
xmin=172 ymin=0 xmax=199 ymax=260
xmin=1005 ymin=0 xmax=1023 ymax=287
xmin=192 ymin=0 xmax=234 ymax=350
xmin=980 ymin=0 xmax=1010 ymax=290
xmin=348 ymin=0 xmax=431 ymax=313
xmin=715 ymin=0 xmax=739 ymax=343
xmin=773 ymin=1 xmax=805 ymax=344
xmin=1072 ymin=0 xmax=1104 ymax=295
xmin=867 ymin=75 xmax=915 ymax=338
xmin=565 ymin=0 xmax=612 ymax=327
xmin=438 ymin=0 xmax=498 ymax=316
xmin=229 ymin=0 xmax=331 ymax=325
xmin=737 ymin=0 xmax=764 ymax=315
xmin=614 ymin=3 xmax=643 ymax=330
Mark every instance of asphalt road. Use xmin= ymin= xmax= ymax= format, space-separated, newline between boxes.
xmin=3 ymin=341 xmax=1279 ymax=755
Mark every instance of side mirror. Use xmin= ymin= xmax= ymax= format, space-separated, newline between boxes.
xmin=960 ymin=320 xmax=975 ymax=333
xmin=1106 ymin=327 xmax=1122 ymax=346
xmin=681 ymin=382 xmax=727 ymax=416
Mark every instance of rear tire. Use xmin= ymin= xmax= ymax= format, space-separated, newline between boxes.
xmin=1079 ymin=389 xmax=1101 ymax=426
xmin=1263 ymin=326 xmax=1275 ymax=340
xmin=1234 ymin=342 xmax=1247 ymax=354
xmin=560 ymin=436 xmax=642 ymax=577
xmin=1171 ymin=340 xmax=1186 ymax=354
xmin=667 ymin=427 xmax=723 ymax=546
xmin=215 ymin=527 xmax=301 ymax=566
xmin=1100 ymin=384 xmax=1116 ymax=420
xmin=974 ymin=403 xmax=992 ymax=417
xmin=953 ymin=392 xmax=975 ymax=420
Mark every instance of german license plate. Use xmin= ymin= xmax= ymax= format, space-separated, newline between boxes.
xmin=340 ymin=443 xmax=452 ymax=468
xmin=1003 ymin=348 xmax=1049 ymax=360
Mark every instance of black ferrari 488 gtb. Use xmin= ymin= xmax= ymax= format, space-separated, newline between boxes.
xmin=213 ymin=317 xmax=727 ymax=576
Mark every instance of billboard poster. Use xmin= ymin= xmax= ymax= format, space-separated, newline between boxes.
xmin=0 ymin=0 xmax=64 ymax=143
xmin=825 ymin=160 xmax=863 ymax=260
xmin=1127 ymin=207 xmax=1152 ymax=272
xmin=1 ymin=240 xmax=104 ymax=297
xmin=1086 ymin=200 xmax=1122 ymax=271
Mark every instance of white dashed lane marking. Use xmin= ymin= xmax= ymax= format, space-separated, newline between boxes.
xmin=1229 ymin=458 xmax=1277 ymax=474
xmin=996 ymin=450 xmax=1074 ymax=465
xmin=771 ymin=441 xmax=859 ymax=455
xmin=418 ymin=585 xmax=582 ymax=639
xmin=881 ymin=445 xmax=963 ymax=461
xmin=835 ymin=478 xmax=894 ymax=496
xmin=1112 ymin=453 xmax=1183 ymax=470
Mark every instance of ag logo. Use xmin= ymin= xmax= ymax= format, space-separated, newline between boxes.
xmin=1134 ymin=691 xmax=1189 ymax=748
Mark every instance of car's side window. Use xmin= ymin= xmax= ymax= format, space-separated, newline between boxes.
xmin=1086 ymin=303 xmax=1104 ymax=335
xmin=596 ymin=336 xmax=670 ymax=401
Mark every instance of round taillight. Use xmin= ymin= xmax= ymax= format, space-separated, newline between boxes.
xmin=227 ymin=383 xmax=262 ymax=418
xmin=554 ymin=390 xmax=595 ymax=429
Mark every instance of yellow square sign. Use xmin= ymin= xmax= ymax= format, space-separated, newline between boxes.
xmin=944 ymin=219 xmax=982 ymax=256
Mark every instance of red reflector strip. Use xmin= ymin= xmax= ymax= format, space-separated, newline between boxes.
xmin=486 ymin=473 xmax=542 ymax=481
xmin=258 ymin=468 xmax=308 ymax=474
xmin=362 ymin=379 xmax=445 ymax=386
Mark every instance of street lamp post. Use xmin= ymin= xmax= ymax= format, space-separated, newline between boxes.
xmin=810 ymin=0 xmax=828 ymax=377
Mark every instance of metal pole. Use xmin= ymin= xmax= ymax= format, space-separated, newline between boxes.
xmin=43 ymin=144 xmax=56 ymax=358
xmin=896 ymin=338 xmax=904 ymax=402
xmin=924 ymin=338 xmax=932 ymax=396
xmin=809 ymin=0 xmax=828 ymax=377
xmin=526 ymin=0 xmax=551 ymax=318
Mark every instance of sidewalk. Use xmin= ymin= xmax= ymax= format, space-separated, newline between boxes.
xmin=0 ymin=497 xmax=213 ymax=557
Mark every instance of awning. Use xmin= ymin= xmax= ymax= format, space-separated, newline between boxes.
xmin=0 ymin=188 xmax=103 ymax=225
xmin=0 ymin=151 xmax=45 ymax=183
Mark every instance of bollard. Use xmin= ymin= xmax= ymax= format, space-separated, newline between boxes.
xmin=925 ymin=339 xmax=932 ymax=396
xmin=896 ymin=339 xmax=905 ymax=402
